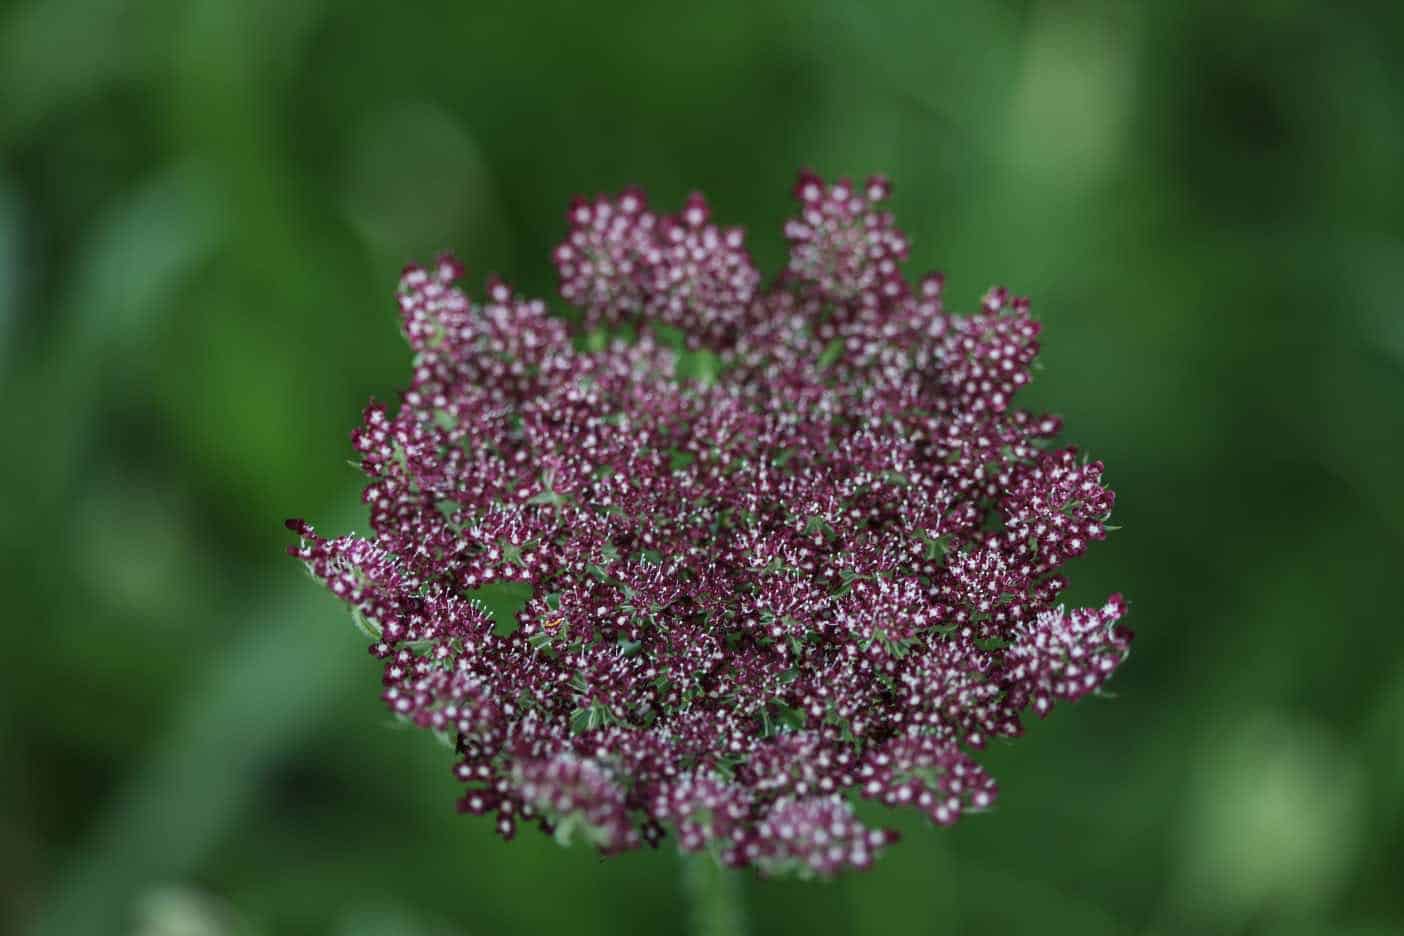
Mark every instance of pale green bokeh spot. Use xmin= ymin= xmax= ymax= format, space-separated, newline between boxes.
xmin=1172 ymin=714 xmax=1365 ymax=927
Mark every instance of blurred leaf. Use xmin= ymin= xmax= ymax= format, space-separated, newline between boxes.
xmin=0 ymin=0 xmax=144 ymax=144
xmin=0 ymin=162 xmax=218 ymax=543
xmin=132 ymin=885 xmax=251 ymax=936
xmin=343 ymin=101 xmax=511 ymax=284
xmin=0 ymin=176 xmax=17 ymax=366
xmin=1167 ymin=713 xmax=1366 ymax=929
xmin=66 ymin=162 xmax=220 ymax=352
xmin=335 ymin=906 xmax=463 ymax=936
xmin=1003 ymin=6 xmax=1139 ymax=187
xmin=27 ymin=574 xmax=361 ymax=936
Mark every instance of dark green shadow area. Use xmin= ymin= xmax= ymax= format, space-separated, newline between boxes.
xmin=471 ymin=580 xmax=535 ymax=636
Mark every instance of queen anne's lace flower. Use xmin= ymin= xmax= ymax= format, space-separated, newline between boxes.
xmin=289 ymin=171 xmax=1132 ymax=877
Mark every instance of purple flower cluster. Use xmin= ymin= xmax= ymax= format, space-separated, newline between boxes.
xmin=289 ymin=171 xmax=1131 ymax=876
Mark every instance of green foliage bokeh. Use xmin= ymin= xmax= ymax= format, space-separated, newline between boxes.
xmin=3 ymin=2 xmax=1402 ymax=934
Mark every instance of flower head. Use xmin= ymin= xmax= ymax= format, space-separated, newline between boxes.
xmin=289 ymin=171 xmax=1132 ymax=876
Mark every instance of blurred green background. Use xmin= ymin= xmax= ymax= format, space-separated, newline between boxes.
xmin=3 ymin=1 xmax=1403 ymax=934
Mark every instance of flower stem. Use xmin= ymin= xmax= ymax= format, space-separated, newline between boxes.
xmin=682 ymin=852 xmax=748 ymax=936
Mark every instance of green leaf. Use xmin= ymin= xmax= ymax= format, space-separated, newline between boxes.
xmin=816 ymin=337 xmax=845 ymax=370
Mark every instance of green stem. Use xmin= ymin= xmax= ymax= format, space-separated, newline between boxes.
xmin=682 ymin=851 xmax=749 ymax=936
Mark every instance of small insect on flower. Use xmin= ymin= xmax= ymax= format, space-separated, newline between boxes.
xmin=288 ymin=170 xmax=1132 ymax=878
